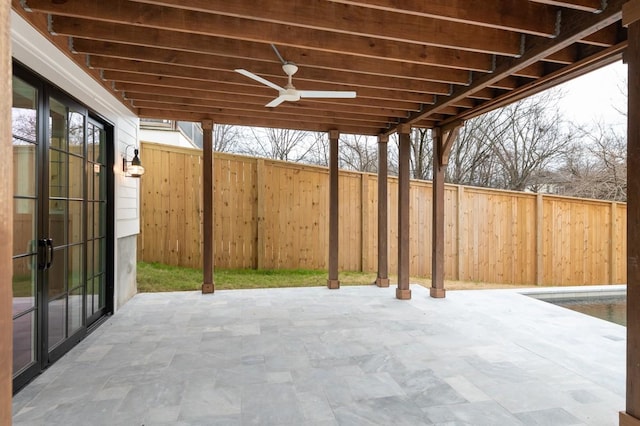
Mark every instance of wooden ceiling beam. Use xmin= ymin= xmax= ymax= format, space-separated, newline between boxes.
xmin=71 ymin=38 xmax=472 ymax=85
xmin=391 ymin=0 xmax=624 ymax=133
xmin=85 ymin=51 xmax=463 ymax=93
xmin=103 ymin=70 xmax=432 ymax=105
xmin=488 ymin=76 xmax=521 ymax=90
xmin=529 ymin=0 xmax=604 ymax=13
xmin=579 ymin=23 xmax=623 ymax=47
xmin=114 ymin=82 xmax=424 ymax=113
xmin=138 ymin=106 xmax=388 ymax=131
xmin=131 ymin=99 xmax=393 ymax=125
xmin=512 ymin=62 xmax=546 ymax=78
xmin=123 ymin=91 xmax=414 ymax=118
xmin=325 ymin=0 xmax=559 ymax=37
xmin=542 ymin=45 xmax=578 ymax=63
xmin=452 ymin=41 xmax=625 ymax=124
xmin=137 ymin=108 xmax=384 ymax=135
xmin=50 ymin=16 xmax=494 ymax=72
xmin=128 ymin=0 xmax=523 ymax=56
xmin=450 ymin=98 xmax=477 ymax=108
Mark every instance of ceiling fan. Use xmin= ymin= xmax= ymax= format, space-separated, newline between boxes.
xmin=235 ymin=62 xmax=357 ymax=108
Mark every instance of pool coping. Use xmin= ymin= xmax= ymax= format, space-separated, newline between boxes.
xmin=517 ymin=284 xmax=627 ymax=301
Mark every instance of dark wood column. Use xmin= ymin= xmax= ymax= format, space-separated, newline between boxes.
xmin=376 ymin=134 xmax=390 ymax=287
xmin=202 ymin=120 xmax=215 ymax=294
xmin=0 ymin=0 xmax=13 ymax=422
xmin=431 ymin=126 xmax=460 ymax=298
xmin=327 ymin=129 xmax=340 ymax=289
xmin=622 ymin=2 xmax=640 ymax=425
xmin=397 ymin=124 xmax=411 ymax=300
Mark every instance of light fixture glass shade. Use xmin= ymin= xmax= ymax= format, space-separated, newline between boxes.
xmin=127 ymin=164 xmax=145 ymax=177
xmin=123 ymin=148 xmax=145 ymax=177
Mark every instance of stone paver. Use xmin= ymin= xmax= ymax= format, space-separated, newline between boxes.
xmin=12 ymin=285 xmax=625 ymax=425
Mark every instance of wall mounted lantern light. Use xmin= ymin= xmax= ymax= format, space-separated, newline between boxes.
xmin=123 ymin=145 xmax=145 ymax=177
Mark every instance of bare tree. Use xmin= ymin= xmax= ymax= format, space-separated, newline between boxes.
xmin=240 ymin=127 xmax=313 ymax=162
xmin=447 ymin=115 xmax=499 ymax=187
xmin=456 ymin=90 xmax=571 ymax=191
xmin=339 ymin=134 xmax=378 ymax=172
xmin=214 ymin=124 xmax=241 ymax=152
xmin=553 ymin=122 xmax=626 ymax=201
xmin=409 ymin=128 xmax=433 ymax=180
xmin=304 ymin=132 xmax=330 ymax=166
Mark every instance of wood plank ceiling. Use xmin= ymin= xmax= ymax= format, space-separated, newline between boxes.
xmin=14 ymin=0 xmax=628 ymax=136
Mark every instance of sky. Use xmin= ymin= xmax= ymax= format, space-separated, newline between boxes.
xmin=554 ymin=60 xmax=627 ymax=128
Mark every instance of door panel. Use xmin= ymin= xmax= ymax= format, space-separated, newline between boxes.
xmin=11 ymin=74 xmax=39 ymax=378
xmin=12 ymin=65 xmax=113 ymax=392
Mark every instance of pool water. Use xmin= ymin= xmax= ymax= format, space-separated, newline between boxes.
xmin=553 ymin=296 xmax=626 ymax=326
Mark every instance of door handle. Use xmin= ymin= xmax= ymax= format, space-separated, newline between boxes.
xmin=46 ymin=238 xmax=54 ymax=270
xmin=38 ymin=239 xmax=48 ymax=270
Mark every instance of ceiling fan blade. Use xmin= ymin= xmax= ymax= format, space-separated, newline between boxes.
xmin=265 ymin=95 xmax=287 ymax=108
xmin=298 ymin=90 xmax=357 ymax=99
xmin=235 ymin=69 xmax=284 ymax=92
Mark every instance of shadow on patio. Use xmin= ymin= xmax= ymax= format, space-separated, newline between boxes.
xmin=12 ymin=285 xmax=624 ymax=425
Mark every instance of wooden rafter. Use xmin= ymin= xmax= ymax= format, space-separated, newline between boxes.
xmin=14 ymin=0 xmax=628 ymax=134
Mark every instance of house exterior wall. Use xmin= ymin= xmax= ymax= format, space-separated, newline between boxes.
xmin=11 ymin=10 xmax=140 ymax=310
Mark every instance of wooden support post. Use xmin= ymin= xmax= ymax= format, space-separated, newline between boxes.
xmin=0 ymin=0 xmax=13 ymax=421
xmin=327 ymin=130 xmax=340 ymax=289
xmin=536 ymin=193 xmax=544 ymax=286
xmin=623 ymin=1 xmax=640 ymax=424
xmin=256 ymin=159 xmax=265 ymax=270
xmin=376 ymin=134 xmax=390 ymax=287
xmin=397 ymin=125 xmax=411 ymax=300
xmin=202 ymin=120 xmax=215 ymax=294
xmin=611 ymin=201 xmax=618 ymax=284
xmin=456 ymin=185 xmax=464 ymax=281
xmin=361 ymin=173 xmax=369 ymax=272
xmin=431 ymin=125 xmax=460 ymax=298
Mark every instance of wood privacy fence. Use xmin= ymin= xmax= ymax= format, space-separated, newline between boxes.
xmin=138 ymin=142 xmax=627 ymax=286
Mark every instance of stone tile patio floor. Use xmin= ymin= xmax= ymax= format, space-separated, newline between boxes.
xmin=12 ymin=284 xmax=625 ymax=425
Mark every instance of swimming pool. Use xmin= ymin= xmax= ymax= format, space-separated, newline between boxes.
xmin=525 ymin=288 xmax=626 ymax=326
xmin=552 ymin=296 xmax=626 ymax=326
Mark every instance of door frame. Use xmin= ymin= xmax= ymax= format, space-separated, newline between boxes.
xmin=12 ymin=61 xmax=115 ymax=393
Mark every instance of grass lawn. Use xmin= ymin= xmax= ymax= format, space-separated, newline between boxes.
xmin=137 ymin=262 xmax=532 ymax=293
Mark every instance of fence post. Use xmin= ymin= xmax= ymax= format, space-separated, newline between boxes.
xmin=361 ymin=172 xmax=369 ymax=272
xmin=257 ymin=159 xmax=265 ymax=270
xmin=457 ymin=185 xmax=464 ymax=281
xmin=611 ymin=201 xmax=617 ymax=284
xmin=536 ymin=193 xmax=544 ymax=286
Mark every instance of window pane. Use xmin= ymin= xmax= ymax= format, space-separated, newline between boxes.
xmin=47 ymin=247 xmax=66 ymax=299
xmin=13 ymin=312 xmax=35 ymax=374
xmin=49 ymin=199 xmax=66 ymax=247
xmin=68 ymin=200 xmax=83 ymax=244
xmin=69 ymin=155 xmax=84 ymax=199
xmin=13 ymin=256 xmax=36 ymax=316
xmin=69 ymin=286 xmax=83 ymax=335
xmin=12 ymin=76 xmax=37 ymax=144
xmin=97 ymin=273 xmax=105 ymax=310
xmin=13 ymin=198 xmax=36 ymax=257
xmin=85 ymin=277 xmax=94 ymax=318
xmin=98 ymin=201 xmax=106 ymax=237
xmin=49 ymin=98 xmax=67 ymax=151
xmin=68 ymin=111 xmax=84 ymax=157
xmin=86 ymin=203 xmax=94 ymax=240
xmin=68 ymin=244 xmax=83 ymax=292
xmin=48 ymin=297 xmax=66 ymax=349
xmin=49 ymin=149 xmax=67 ymax=198
xmin=93 ymin=239 xmax=102 ymax=276
xmin=13 ymin=144 xmax=36 ymax=198
xmin=97 ymin=165 xmax=107 ymax=201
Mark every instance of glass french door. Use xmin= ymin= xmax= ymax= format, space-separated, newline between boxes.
xmin=11 ymin=65 xmax=111 ymax=392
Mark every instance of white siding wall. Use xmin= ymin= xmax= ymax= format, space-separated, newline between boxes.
xmin=11 ymin=11 xmax=141 ymax=309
